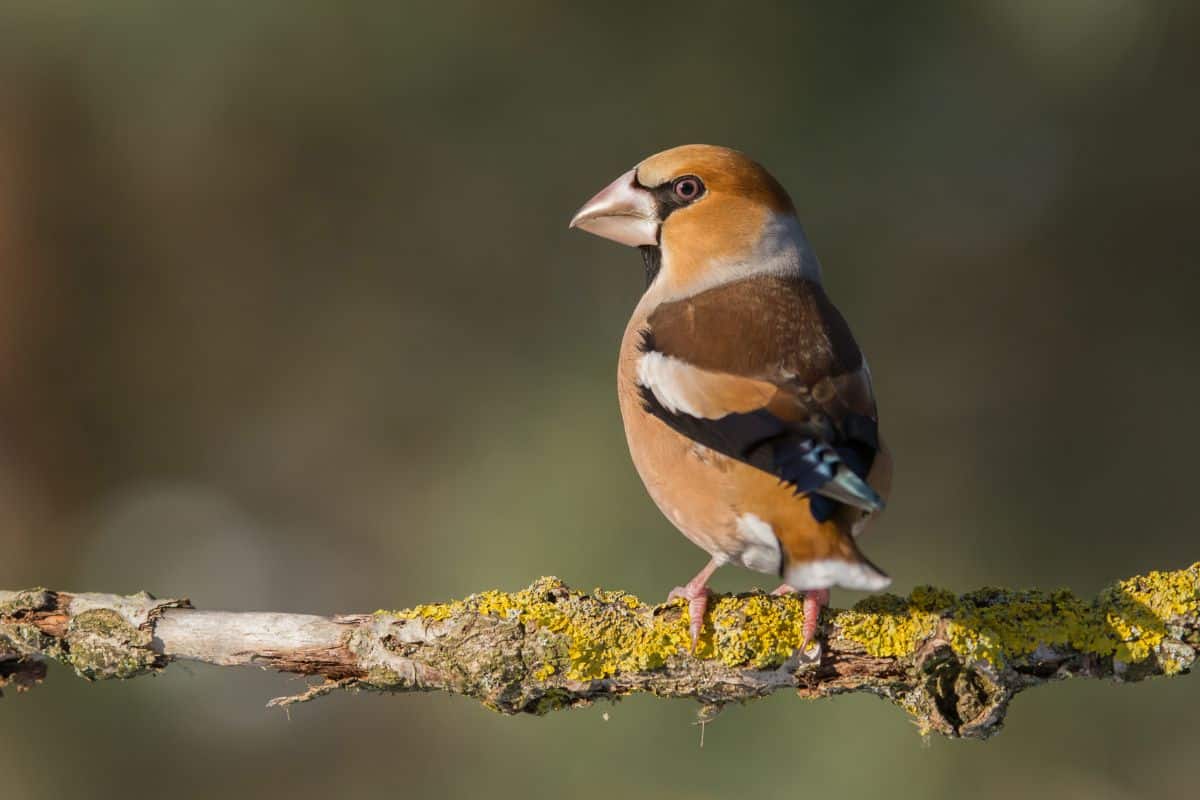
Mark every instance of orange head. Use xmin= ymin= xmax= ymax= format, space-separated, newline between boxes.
xmin=570 ymin=145 xmax=818 ymax=294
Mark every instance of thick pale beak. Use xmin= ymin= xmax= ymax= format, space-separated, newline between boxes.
xmin=568 ymin=168 xmax=660 ymax=247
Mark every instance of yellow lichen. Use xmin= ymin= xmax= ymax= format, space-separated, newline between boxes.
xmin=386 ymin=602 xmax=458 ymax=622
xmin=1092 ymin=564 xmax=1200 ymax=663
xmin=836 ymin=592 xmax=941 ymax=658
xmin=1117 ymin=566 xmax=1200 ymax=620
xmin=709 ymin=592 xmax=807 ymax=668
xmin=836 ymin=564 xmax=1200 ymax=669
xmin=380 ymin=577 xmax=814 ymax=680
xmin=377 ymin=564 xmax=1200 ymax=680
xmin=942 ymin=589 xmax=1099 ymax=668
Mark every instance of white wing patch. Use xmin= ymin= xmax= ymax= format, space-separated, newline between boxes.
xmin=636 ymin=351 xmax=707 ymax=417
xmin=636 ymin=350 xmax=774 ymax=420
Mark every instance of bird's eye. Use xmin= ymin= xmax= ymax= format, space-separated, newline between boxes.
xmin=672 ymin=176 xmax=703 ymax=202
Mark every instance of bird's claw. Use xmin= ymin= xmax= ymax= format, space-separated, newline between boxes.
xmin=767 ymin=584 xmax=827 ymax=658
xmin=800 ymin=588 xmax=830 ymax=658
xmin=668 ymin=584 xmax=712 ymax=653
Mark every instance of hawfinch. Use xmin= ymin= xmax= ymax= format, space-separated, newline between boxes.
xmin=570 ymin=144 xmax=891 ymax=652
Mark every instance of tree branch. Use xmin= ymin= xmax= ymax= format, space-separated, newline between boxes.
xmin=2 ymin=564 xmax=1197 ymax=739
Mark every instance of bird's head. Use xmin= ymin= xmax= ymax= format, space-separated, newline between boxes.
xmin=570 ymin=144 xmax=819 ymax=294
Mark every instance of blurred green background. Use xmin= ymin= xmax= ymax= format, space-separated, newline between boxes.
xmin=2 ymin=1 xmax=1198 ymax=797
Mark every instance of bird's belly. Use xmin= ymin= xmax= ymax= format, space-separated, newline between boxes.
xmin=617 ymin=367 xmax=782 ymax=575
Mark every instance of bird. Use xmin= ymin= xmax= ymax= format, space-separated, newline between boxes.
xmin=569 ymin=144 xmax=892 ymax=654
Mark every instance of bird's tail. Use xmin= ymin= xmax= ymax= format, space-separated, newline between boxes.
xmin=781 ymin=535 xmax=890 ymax=592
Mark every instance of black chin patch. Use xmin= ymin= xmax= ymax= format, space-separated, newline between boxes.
xmin=639 ymin=245 xmax=662 ymax=288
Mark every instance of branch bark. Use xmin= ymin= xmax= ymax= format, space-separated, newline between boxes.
xmin=2 ymin=563 xmax=1197 ymax=739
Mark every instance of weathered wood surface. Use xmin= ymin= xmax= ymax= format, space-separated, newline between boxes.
xmin=3 ymin=564 xmax=1197 ymax=739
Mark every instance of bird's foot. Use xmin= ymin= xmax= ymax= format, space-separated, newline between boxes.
xmin=768 ymin=584 xmax=828 ymax=658
xmin=800 ymin=588 xmax=830 ymax=657
xmin=667 ymin=558 xmax=722 ymax=654
xmin=668 ymin=582 xmax=712 ymax=653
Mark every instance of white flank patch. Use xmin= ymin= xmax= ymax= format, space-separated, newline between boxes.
xmin=734 ymin=513 xmax=782 ymax=575
xmin=636 ymin=351 xmax=705 ymax=417
xmin=784 ymin=559 xmax=891 ymax=592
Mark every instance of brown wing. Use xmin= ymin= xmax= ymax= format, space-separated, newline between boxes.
xmin=638 ymin=274 xmax=883 ymax=516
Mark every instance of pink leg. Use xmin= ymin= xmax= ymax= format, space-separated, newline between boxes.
xmin=668 ymin=558 xmax=722 ymax=652
xmin=801 ymin=589 xmax=831 ymax=652
xmin=769 ymin=584 xmax=829 ymax=654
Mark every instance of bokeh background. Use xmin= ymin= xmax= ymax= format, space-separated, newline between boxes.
xmin=2 ymin=1 xmax=1199 ymax=797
